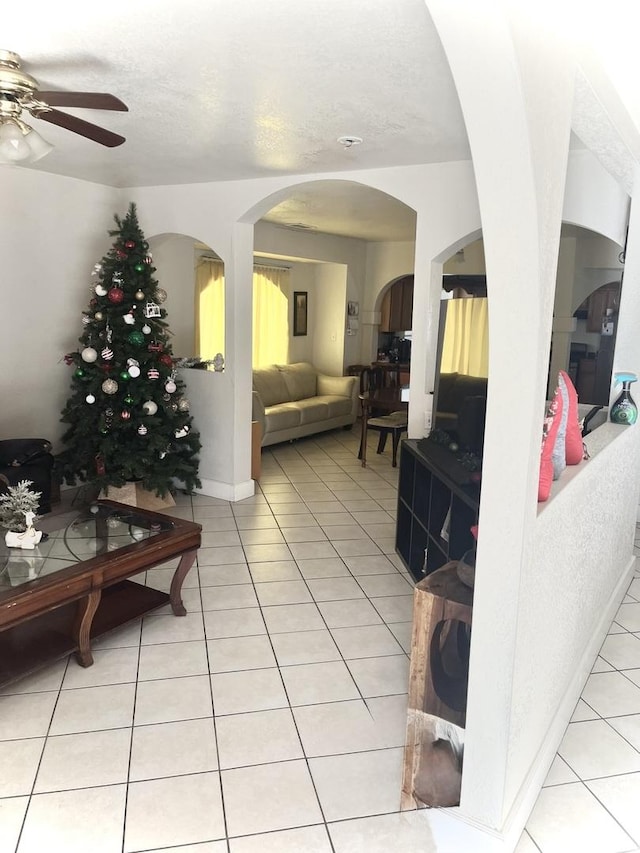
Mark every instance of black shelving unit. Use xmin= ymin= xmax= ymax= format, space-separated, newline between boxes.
xmin=396 ymin=439 xmax=480 ymax=581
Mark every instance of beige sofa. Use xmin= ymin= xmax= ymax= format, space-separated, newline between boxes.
xmin=252 ymin=362 xmax=359 ymax=447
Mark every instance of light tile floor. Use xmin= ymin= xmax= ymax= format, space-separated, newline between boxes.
xmin=1 ymin=427 xmax=639 ymax=852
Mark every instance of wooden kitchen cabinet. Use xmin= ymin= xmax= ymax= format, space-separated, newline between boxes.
xmin=380 ymin=275 xmax=414 ymax=332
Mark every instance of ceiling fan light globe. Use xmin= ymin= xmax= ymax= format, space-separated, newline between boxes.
xmin=0 ymin=121 xmax=30 ymax=161
xmin=24 ymin=128 xmax=54 ymax=162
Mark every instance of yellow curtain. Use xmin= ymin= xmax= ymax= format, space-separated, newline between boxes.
xmin=195 ymin=259 xmax=225 ymax=360
xmin=440 ymin=297 xmax=489 ymax=377
xmin=252 ymin=266 xmax=290 ymax=367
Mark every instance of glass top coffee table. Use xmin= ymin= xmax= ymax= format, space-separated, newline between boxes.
xmin=0 ymin=500 xmax=201 ymax=688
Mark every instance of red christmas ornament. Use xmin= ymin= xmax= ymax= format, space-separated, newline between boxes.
xmin=124 ymin=240 xmax=135 ymax=249
xmin=108 ymin=287 xmax=124 ymax=304
xmin=63 ymin=353 xmax=75 ymax=365
xmin=159 ymin=354 xmax=173 ymax=367
xmin=115 ymin=249 xmax=128 ymax=260
xmin=89 ymin=297 xmax=97 ymax=307
xmin=148 ymin=342 xmax=163 ymax=352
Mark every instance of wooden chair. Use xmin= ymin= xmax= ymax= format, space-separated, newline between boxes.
xmin=358 ymin=367 xmax=408 ymax=467
xmin=362 ymin=410 xmax=408 ymax=467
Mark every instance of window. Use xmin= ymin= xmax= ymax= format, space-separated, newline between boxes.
xmin=195 ymin=258 xmax=225 ymax=360
xmin=195 ymin=259 xmax=290 ymax=367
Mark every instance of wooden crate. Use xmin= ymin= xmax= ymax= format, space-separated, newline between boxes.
xmin=400 ymin=561 xmax=473 ymax=809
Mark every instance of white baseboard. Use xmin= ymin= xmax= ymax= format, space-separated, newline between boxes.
xmin=194 ymin=478 xmax=255 ymax=502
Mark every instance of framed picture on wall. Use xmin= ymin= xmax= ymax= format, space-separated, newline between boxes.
xmin=293 ymin=291 xmax=308 ymax=336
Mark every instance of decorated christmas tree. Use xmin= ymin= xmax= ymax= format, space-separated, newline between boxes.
xmin=58 ymin=203 xmax=201 ymax=497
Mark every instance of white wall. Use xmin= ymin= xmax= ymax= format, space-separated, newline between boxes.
xmin=149 ymin=234 xmax=200 ymax=358
xmin=285 ymin=261 xmax=317 ymax=364
xmin=311 ymin=263 xmax=348 ymax=375
xmin=0 ymin=168 xmax=119 ymax=447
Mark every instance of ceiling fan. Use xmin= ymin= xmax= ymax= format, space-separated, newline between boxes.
xmin=0 ymin=49 xmax=127 ymax=162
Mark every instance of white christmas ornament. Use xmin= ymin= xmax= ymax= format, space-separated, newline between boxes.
xmin=142 ymin=400 xmax=158 ymax=415
xmin=101 ymin=347 xmax=114 ymax=361
xmin=144 ymin=302 xmax=161 ymax=318
xmin=138 ymin=424 xmax=148 ymax=436
xmin=95 ymin=284 xmax=108 ymax=297
xmin=128 ymin=364 xmax=141 ymax=378
xmin=165 ymin=380 xmax=177 ymax=394
xmin=156 ymin=288 xmax=168 ymax=303
xmin=175 ymin=425 xmax=190 ymax=438
xmin=81 ymin=347 xmax=98 ymax=363
xmin=142 ymin=324 xmax=151 ymax=335
xmin=86 ymin=394 xmax=96 ymax=404
xmin=123 ymin=313 xmax=136 ymax=325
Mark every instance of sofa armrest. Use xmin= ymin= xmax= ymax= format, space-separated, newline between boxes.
xmin=317 ymin=374 xmax=358 ymax=418
xmin=252 ymin=391 xmax=266 ymax=436
xmin=317 ymin=374 xmax=357 ymax=398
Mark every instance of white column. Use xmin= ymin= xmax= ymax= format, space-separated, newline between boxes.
xmin=426 ymin=0 xmax=575 ymax=832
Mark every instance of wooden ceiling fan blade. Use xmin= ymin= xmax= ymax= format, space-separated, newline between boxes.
xmin=37 ymin=109 xmax=125 ymax=147
xmin=36 ymin=92 xmax=128 ymax=111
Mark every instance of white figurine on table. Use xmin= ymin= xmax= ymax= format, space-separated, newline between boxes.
xmin=5 ymin=510 xmax=43 ymax=550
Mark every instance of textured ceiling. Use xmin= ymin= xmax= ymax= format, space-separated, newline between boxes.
xmin=2 ymin=0 xmax=466 ymax=242
xmin=3 ymin=0 xmax=469 ymax=188
xmin=4 ymin=2 xmax=640 ymax=242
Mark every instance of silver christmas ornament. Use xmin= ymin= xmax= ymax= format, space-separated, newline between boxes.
xmin=135 ymin=290 xmax=145 ymax=301
xmin=102 ymin=379 xmax=118 ymax=395
xmin=81 ymin=347 xmax=98 ymax=363
xmin=156 ymin=288 xmax=167 ymax=303
xmin=95 ymin=311 xmax=103 ymax=321
xmin=178 ymin=398 xmax=190 ymax=412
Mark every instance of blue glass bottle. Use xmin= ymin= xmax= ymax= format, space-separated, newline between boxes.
xmin=610 ymin=372 xmax=638 ymax=425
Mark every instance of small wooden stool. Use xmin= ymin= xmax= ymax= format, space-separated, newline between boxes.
xmin=400 ymin=562 xmax=473 ymax=809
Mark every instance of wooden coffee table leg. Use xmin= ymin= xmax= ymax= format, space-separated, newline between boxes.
xmin=170 ymin=549 xmax=198 ymax=616
xmin=74 ymin=590 xmax=102 ymax=668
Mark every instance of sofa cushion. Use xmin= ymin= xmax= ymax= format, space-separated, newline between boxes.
xmin=316 ymin=395 xmax=353 ymax=419
xmin=294 ymin=398 xmax=330 ymax=425
xmin=264 ymin=403 xmax=301 ymax=433
xmin=279 ymin=362 xmax=317 ymax=401
xmin=253 ymin=366 xmax=291 ymax=407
